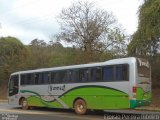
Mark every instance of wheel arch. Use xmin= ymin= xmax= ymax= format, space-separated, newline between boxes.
xmin=19 ymin=97 xmax=25 ymax=105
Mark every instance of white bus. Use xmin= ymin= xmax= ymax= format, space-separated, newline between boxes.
xmin=8 ymin=57 xmax=151 ymax=114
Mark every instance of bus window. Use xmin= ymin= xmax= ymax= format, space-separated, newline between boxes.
xmin=21 ymin=74 xmax=25 ymax=85
xmin=115 ymin=64 xmax=128 ymax=81
xmin=69 ymin=70 xmax=79 ymax=83
xmin=54 ymin=71 xmax=66 ymax=83
xmin=91 ymin=67 xmax=102 ymax=81
xmin=79 ymin=69 xmax=89 ymax=82
xmin=35 ymin=73 xmax=47 ymax=84
xmin=43 ymin=72 xmax=50 ymax=84
xmin=62 ymin=70 xmax=70 ymax=83
xmin=61 ymin=71 xmax=67 ymax=83
xmin=35 ymin=73 xmax=39 ymax=84
xmin=54 ymin=72 xmax=60 ymax=83
xmin=67 ymin=71 xmax=72 ymax=83
xmin=27 ymin=73 xmax=35 ymax=85
xmin=138 ymin=66 xmax=150 ymax=78
xmin=21 ymin=74 xmax=35 ymax=85
xmin=137 ymin=58 xmax=150 ymax=78
xmin=137 ymin=58 xmax=150 ymax=85
xmin=9 ymin=75 xmax=19 ymax=96
xmin=51 ymin=72 xmax=55 ymax=84
xmin=103 ymin=66 xmax=113 ymax=81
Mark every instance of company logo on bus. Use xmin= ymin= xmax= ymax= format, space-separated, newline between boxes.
xmin=138 ymin=58 xmax=149 ymax=68
xmin=49 ymin=85 xmax=65 ymax=91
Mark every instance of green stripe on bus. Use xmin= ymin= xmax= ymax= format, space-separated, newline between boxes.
xmin=20 ymin=86 xmax=130 ymax=109
xmin=136 ymin=87 xmax=151 ymax=100
xmin=130 ymin=100 xmax=151 ymax=108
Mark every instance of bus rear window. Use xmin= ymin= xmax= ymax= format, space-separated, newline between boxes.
xmin=137 ymin=58 xmax=150 ymax=78
xmin=138 ymin=66 xmax=150 ymax=78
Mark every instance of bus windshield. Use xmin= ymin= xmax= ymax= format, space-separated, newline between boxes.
xmin=8 ymin=75 xmax=19 ymax=96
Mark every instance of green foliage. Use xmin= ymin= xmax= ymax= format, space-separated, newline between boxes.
xmin=27 ymin=39 xmax=51 ymax=68
xmin=0 ymin=36 xmax=24 ymax=60
xmin=0 ymin=36 xmax=28 ymax=88
xmin=128 ymin=0 xmax=160 ymax=56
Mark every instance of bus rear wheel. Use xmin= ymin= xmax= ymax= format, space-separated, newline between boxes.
xmin=21 ymin=98 xmax=29 ymax=110
xmin=74 ymin=99 xmax=87 ymax=115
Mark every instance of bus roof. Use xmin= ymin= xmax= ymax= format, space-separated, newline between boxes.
xmin=11 ymin=57 xmax=137 ymax=75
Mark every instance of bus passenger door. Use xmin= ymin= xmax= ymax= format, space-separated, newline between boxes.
xmin=8 ymin=75 xmax=19 ymax=105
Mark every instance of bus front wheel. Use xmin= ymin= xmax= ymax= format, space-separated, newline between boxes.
xmin=74 ymin=99 xmax=87 ymax=115
xmin=21 ymin=98 xmax=29 ymax=110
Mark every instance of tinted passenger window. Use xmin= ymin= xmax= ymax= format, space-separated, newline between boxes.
xmin=21 ymin=74 xmax=34 ymax=85
xmin=51 ymin=72 xmax=55 ymax=83
xmin=51 ymin=71 xmax=68 ymax=83
xmin=27 ymin=74 xmax=34 ymax=85
xmin=43 ymin=72 xmax=50 ymax=84
xmin=69 ymin=70 xmax=79 ymax=83
xmin=91 ymin=67 xmax=101 ymax=81
xmin=35 ymin=73 xmax=40 ymax=84
xmin=21 ymin=74 xmax=25 ymax=85
xmin=53 ymin=71 xmax=66 ymax=83
xmin=103 ymin=66 xmax=113 ymax=81
xmin=35 ymin=72 xmax=50 ymax=84
xmin=115 ymin=64 xmax=128 ymax=81
xmin=64 ymin=70 xmax=72 ymax=83
xmin=79 ymin=69 xmax=89 ymax=82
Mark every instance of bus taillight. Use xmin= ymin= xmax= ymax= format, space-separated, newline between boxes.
xmin=132 ymin=86 xmax=136 ymax=93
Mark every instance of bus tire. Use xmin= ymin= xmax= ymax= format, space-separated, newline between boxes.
xmin=21 ymin=98 xmax=29 ymax=110
xmin=74 ymin=99 xmax=87 ymax=115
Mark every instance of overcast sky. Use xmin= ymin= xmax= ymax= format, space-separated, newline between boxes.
xmin=0 ymin=0 xmax=143 ymax=45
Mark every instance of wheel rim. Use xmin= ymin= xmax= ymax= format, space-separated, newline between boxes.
xmin=23 ymin=101 xmax=27 ymax=106
xmin=77 ymin=102 xmax=85 ymax=113
xmin=22 ymin=100 xmax=28 ymax=109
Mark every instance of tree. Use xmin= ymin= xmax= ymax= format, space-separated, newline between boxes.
xmin=0 ymin=37 xmax=25 ymax=65
xmin=128 ymin=0 xmax=160 ymax=56
xmin=56 ymin=1 xmax=126 ymax=62
xmin=0 ymin=36 xmax=28 ymax=71
xmin=27 ymin=39 xmax=77 ymax=68
xmin=0 ymin=36 xmax=28 ymax=98
xmin=27 ymin=39 xmax=52 ymax=68
xmin=128 ymin=0 xmax=160 ymax=88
